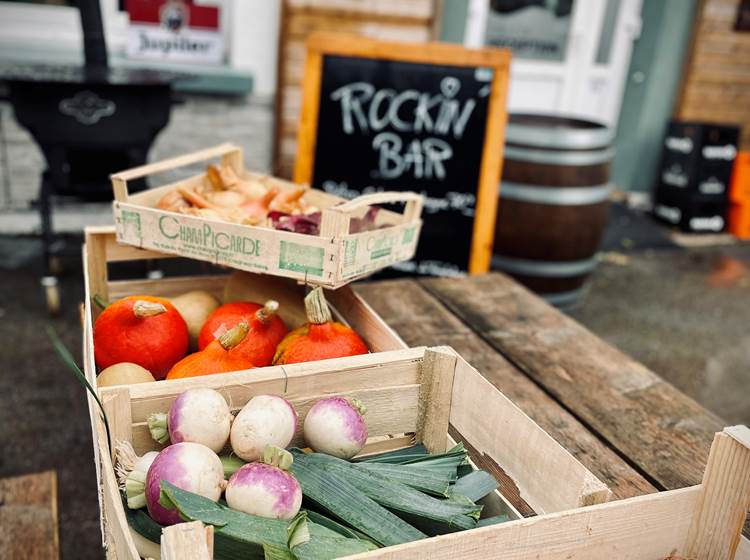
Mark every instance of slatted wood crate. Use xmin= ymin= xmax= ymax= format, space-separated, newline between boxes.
xmin=110 ymin=144 xmax=423 ymax=289
xmin=273 ymin=0 xmax=440 ymax=178
xmin=80 ymin=228 xmax=615 ymax=556
xmin=86 ymin=342 xmax=618 ymax=559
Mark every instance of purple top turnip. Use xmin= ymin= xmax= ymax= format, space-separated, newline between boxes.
xmin=147 ymin=388 xmax=232 ymax=453
xmin=230 ymin=395 xmax=298 ymax=462
xmin=145 ymin=442 xmax=225 ymax=525
xmin=303 ymin=397 xmax=368 ymax=459
xmin=225 ymin=458 xmax=302 ymax=520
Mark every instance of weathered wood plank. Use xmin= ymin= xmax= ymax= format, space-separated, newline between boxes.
xmin=355 ymin=280 xmax=655 ymax=500
xmin=161 ymin=521 xmax=213 ymax=560
xmin=685 ymin=426 xmax=750 ymax=559
xmin=0 ymin=471 xmax=59 ymax=560
xmin=419 ymin=273 xmax=725 ymax=492
xmin=358 ymin=486 xmax=702 ymax=560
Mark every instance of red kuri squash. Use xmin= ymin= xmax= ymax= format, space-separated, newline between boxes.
xmin=166 ymin=321 xmax=255 ymax=379
xmin=93 ymin=295 xmax=188 ymax=379
xmin=198 ymin=300 xmax=288 ymax=367
xmin=272 ymin=288 xmax=368 ymax=365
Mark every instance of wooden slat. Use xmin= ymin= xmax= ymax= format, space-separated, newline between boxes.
xmin=416 ymin=347 xmax=457 ymax=453
xmin=84 ymin=233 xmax=109 ymax=314
xmin=129 ymin=383 xmax=421 ymax=455
xmin=685 ymin=426 xmax=750 ymax=559
xmin=445 ymin=433 xmax=524 ymax=521
xmin=0 ymin=471 xmax=59 ymax=560
xmin=108 ymin=275 xmax=227 ymax=302
xmin=449 ymin=355 xmax=611 ymax=514
xmin=95 ymin=406 xmax=140 ymax=559
xmin=354 ymin=486 xmax=701 ymax=560
xmin=102 ymin=387 xmax=133 ymax=460
xmin=161 ymin=521 xmax=213 ymax=560
xmin=419 ymin=273 xmax=725 ymax=492
xmin=111 ymin=143 xmax=241 ymax=183
xmin=114 ymin=347 xmax=424 ymax=423
xmin=356 ymin=434 xmax=415 ymax=458
xmin=450 ymin=426 xmax=533 ymax=517
xmin=354 ymin=280 xmax=656 ymax=500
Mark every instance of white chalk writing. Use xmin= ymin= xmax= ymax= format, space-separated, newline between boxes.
xmin=330 ymin=76 xmax=479 ymax=181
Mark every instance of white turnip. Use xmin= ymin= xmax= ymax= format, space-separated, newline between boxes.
xmin=115 ymin=441 xmax=160 ymax=510
xmin=303 ymin=397 xmax=368 ymax=459
xmin=147 ymin=388 xmax=231 ymax=453
xmin=225 ymin=446 xmax=302 ymax=520
xmin=230 ymin=395 xmax=297 ymax=462
xmin=145 ymin=442 xmax=225 ymax=525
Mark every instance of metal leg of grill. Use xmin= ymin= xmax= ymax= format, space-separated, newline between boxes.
xmin=39 ymin=171 xmax=60 ymax=315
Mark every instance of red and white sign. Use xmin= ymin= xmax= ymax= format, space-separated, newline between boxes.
xmin=126 ymin=0 xmax=224 ymax=65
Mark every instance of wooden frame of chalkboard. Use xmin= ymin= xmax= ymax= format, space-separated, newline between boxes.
xmin=294 ymin=32 xmax=510 ymax=275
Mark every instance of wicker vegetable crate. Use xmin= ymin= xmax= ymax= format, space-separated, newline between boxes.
xmin=86 ymin=345 xmax=618 ymax=559
xmin=110 ymin=144 xmax=423 ymax=289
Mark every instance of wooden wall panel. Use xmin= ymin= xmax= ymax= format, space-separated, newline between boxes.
xmin=677 ymin=0 xmax=750 ymax=148
xmin=273 ymin=0 xmax=439 ymax=179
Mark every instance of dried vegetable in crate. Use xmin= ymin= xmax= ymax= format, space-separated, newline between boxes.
xmin=155 ymin=163 xmax=387 ymax=235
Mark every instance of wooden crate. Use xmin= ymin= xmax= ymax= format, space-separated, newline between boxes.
xmin=82 ymin=225 xmax=410 ymax=371
xmin=87 ymin=344 xmax=618 ymax=559
xmin=273 ymin=0 xmax=440 ymax=178
xmin=110 ymin=144 xmax=423 ymax=289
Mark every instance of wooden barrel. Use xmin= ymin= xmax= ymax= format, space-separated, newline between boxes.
xmin=493 ymin=114 xmax=613 ymax=306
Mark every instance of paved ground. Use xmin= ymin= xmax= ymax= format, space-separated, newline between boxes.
xmin=0 ymin=240 xmax=101 ymax=559
xmin=0 ymin=214 xmax=748 ymax=559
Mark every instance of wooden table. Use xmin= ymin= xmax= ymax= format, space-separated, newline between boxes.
xmin=356 ymin=273 xmax=749 ymax=536
xmin=0 ymin=471 xmax=59 ymax=559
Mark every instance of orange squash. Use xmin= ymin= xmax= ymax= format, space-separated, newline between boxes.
xmin=272 ymin=288 xmax=368 ymax=365
xmin=198 ymin=300 xmax=289 ymax=367
xmin=166 ymin=322 xmax=255 ymax=379
xmin=94 ymin=296 xmax=188 ymax=380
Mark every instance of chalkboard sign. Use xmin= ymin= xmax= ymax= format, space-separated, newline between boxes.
xmin=295 ymin=33 xmax=510 ymax=276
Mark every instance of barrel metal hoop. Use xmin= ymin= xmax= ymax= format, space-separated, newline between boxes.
xmin=506 ymin=123 xmax=614 ymax=150
xmin=492 ymin=255 xmax=599 ymax=277
xmin=504 ymin=145 xmax=615 ymax=166
xmin=499 ymin=181 xmax=612 ymax=205
xmin=541 ymin=287 xmax=587 ymax=307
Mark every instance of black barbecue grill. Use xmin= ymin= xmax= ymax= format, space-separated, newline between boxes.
xmin=1 ymin=0 xmax=189 ymax=312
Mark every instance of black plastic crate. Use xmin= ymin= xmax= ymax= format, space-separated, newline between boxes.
xmin=657 ymin=121 xmax=740 ymax=197
xmin=653 ymin=187 xmax=727 ymax=233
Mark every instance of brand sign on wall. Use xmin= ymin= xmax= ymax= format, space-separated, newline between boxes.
xmin=126 ymin=0 xmax=224 ymax=64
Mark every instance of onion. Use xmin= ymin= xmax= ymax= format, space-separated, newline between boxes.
xmin=230 ymin=395 xmax=297 ymax=462
xmin=97 ymin=362 xmax=155 ymax=387
xmin=303 ymin=397 xmax=368 ymax=459
xmin=147 ymin=388 xmax=231 ymax=453
xmin=145 ymin=442 xmax=225 ymax=526
xmin=225 ymin=446 xmax=302 ymax=520
xmin=170 ymin=290 xmax=221 ymax=350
